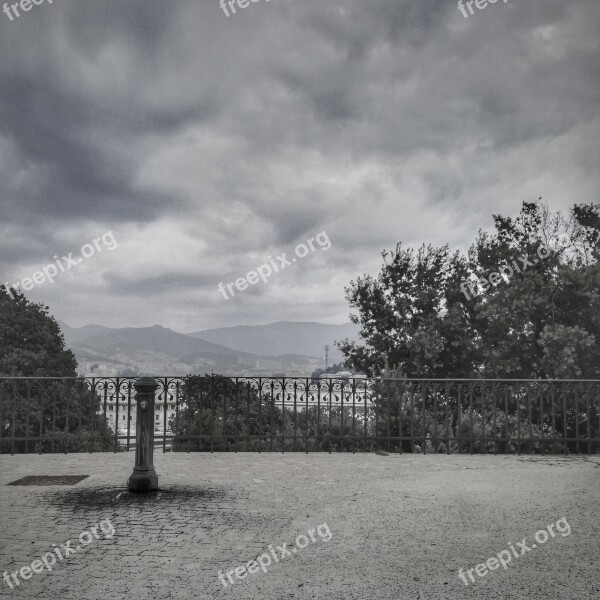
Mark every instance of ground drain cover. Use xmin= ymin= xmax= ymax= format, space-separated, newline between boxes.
xmin=7 ymin=475 xmax=89 ymax=486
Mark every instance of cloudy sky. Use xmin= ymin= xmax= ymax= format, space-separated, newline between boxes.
xmin=1 ymin=0 xmax=598 ymax=332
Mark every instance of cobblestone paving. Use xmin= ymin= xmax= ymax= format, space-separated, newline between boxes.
xmin=0 ymin=453 xmax=598 ymax=600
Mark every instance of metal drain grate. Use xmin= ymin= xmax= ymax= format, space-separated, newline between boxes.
xmin=7 ymin=475 xmax=89 ymax=486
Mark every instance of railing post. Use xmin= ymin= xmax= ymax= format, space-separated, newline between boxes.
xmin=128 ymin=377 xmax=159 ymax=493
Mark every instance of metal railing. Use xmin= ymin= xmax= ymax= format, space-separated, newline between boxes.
xmin=1 ymin=376 xmax=599 ymax=454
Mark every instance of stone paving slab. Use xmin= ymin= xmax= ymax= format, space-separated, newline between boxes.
xmin=0 ymin=452 xmax=598 ymax=600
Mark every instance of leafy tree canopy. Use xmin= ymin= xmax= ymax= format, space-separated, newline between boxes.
xmin=0 ymin=286 xmax=77 ymax=377
xmin=339 ymin=201 xmax=600 ymax=379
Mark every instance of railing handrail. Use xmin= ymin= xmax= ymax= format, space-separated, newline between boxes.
xmin=2 ymin=375 xmax=598 ymax=456
xmin=1 ymin=376 xmax=600 ymax=382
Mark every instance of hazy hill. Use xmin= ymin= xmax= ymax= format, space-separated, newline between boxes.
xmin=187 ymin=321 xmax=359 ymax=362
xmin=58 ymin=321 xmax=112 ymax=344
xmin=62 ymin=324 xmax=254 ymax=360
xmin=59 ymin=321 xmax=359 ymax=375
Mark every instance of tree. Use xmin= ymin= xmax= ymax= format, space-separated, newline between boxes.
xmin=0 ymin=286 xmax=76 ymax=376
xmin=171 ymin=375 xmax=284 ymax=451
xmin=338 ymin=244 xmax=477 ymax=377
xmin=0 ymin=287 xmax=112 ymax=453
xmin=340 ymin=201 xmax=600 ymax=379
xmin=470 ymin=202 xmax=600 ymax=378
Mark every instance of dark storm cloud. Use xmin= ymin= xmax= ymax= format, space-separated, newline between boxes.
xmin=103 ymin=271 xmax=226 ymax=296
xmin=0 ymin=1 xmax=218 ymax=227
xmin=0 ymin=0 xmax=598 ymax=330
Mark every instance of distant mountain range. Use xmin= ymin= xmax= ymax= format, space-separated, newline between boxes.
xmin=58 ymin=321 xmax=360 ymax=376
xmin=188 ymin=321 xmax=358 ymax=362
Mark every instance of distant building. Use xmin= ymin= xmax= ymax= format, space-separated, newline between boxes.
xmin=255 ymin=358 xmax=283 ymax=371
xmin=102 ymin=391 xmax=180 ymax=439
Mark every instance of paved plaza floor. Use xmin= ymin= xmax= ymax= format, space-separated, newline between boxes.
xmin=0 ymin=452 xmax=598 ymax=600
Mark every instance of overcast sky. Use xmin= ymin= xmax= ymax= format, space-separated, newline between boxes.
xmin=1 ymin=0 xmax=598 ymax=332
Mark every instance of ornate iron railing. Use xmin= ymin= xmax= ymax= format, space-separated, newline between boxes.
xmin=1 ymin=376 xmax=599 ymax=454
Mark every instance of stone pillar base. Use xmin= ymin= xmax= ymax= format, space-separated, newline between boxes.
xmin=127 ymin=466 xmax=158 ymax=493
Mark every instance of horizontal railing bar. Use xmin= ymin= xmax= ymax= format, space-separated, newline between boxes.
xmin=152 ymin=435 xmax=600 ymax=442
xmin=1 ymin=376 xmax=600 ymax=382
xmin=7 ymin=435 xmax=599 ymax=441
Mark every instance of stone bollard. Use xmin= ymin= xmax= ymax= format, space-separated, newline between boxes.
xmin=127 ymin=377 xmax=159 ymax=493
